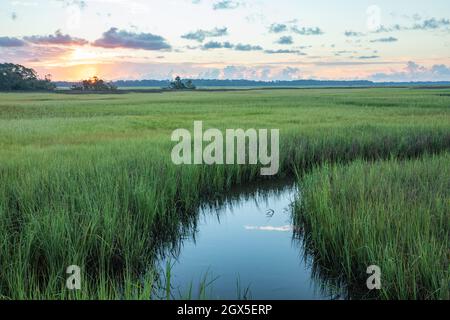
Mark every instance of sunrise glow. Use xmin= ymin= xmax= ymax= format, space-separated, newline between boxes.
xmin=1 ymin=0 xmax=450 ymax=81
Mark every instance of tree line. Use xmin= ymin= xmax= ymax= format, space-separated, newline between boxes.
xmin=0 ymin=63 xmax=197 ymax=92
xmin=0 ymin=63 xmax=55 ymax=91
xmin=70 ymin=76 xmax=117 ymax=91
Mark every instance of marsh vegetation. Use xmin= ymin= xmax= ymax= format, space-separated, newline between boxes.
xmin=0 ymin=88 xmax=448 ymax=299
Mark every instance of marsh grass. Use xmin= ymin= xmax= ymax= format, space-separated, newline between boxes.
xmin=0 ymin=88 xmax=449 ymax=299
xmin=295 ymin=154 xmax=450 ymax=300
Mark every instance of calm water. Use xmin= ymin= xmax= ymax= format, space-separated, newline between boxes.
xmin=158 ymin=180 xmax=338 ymax=300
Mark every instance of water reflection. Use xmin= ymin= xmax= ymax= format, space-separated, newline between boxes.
xmin=156 ymin=179 xmax=346 ymax=300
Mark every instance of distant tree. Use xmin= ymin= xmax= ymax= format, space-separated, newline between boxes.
xmin=0 ymin=63 xmax=55 ymax=91
xmin=169 ymin=76 xmax=185 ymax=90
xmin=168 ymin=76 xmax=196 ymax=90
xmin=185 ymin=79 xmax=196 ymax=90
xmin=71 ymin=76 xmax=117 ymax=91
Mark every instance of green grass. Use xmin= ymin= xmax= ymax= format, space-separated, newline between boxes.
xmin=295 ymin=154 xmax=449 ymax=300
xmin=0 ymin=88 xmax=449 ymax=299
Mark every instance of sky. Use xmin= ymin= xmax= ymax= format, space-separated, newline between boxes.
xmin=1 ymin=0 xmax=450 ymax=81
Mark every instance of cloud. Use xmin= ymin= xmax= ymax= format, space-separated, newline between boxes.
xmin=0 ymin=45 xmax=71 ymax=64
xmin=430 ymin=64 xmax=450 ymax=75
xmin=413 ymin=18 xmax=450 ymax=30
xmin=93 ymin=28 xmax=171 ymax=50
xmin=257 ymin=68 xmax=269 ymax=80
xmin=234 ymin=43 xmax=263 ymax=51
xmin=276 ymin=36 xmax=293 ymax=45
xmin=269 ymin=23 xmax=288 ymax=33
xmin=405 ymin=61 xmax=426 ymax=73
xmin=334 ymin=50 xmax=356 ymax=56
xmin=0 ymin=36 xmax=27 ymax=47
xmin=181 ymin=27 xmax=228 ymax=42
xmin=370 ymin=37 xmax=398 ymax=43
xmin=280 ymin=67 xmax=300 ymax=80
xmin=201 ymin=41 xmax=262 ymax=51
xmin=198 ymin=68 xmax=221 ymax=79
xmin=374 ymin=17 xmax=450 ymax=33
xmin=370 ymin=61 xmax=450 ymax=82
xmin=223 ymin=65 xmax=251 ymax=78
xmin=202 ymin=41 xmax=233 ymax=49
xmin=264 ymin=49 xmax=306 ymax=55
xmin=24 ymin=30 xmax=88 ymax=46
xmin=291 ymin=26 xmax=324 ymax=35
xmin=244 ymin=225 xmax=292 ymax=232
xmin=374 ymin=24 xmax=402 ymax=33
xmin=356 ymin=55 xmax=380 ymax=60
xmin=56 ymin=0 xmax=86 ymax=9
xmin=344 ymin=31 xmax=365 ymax=37
xmin=221 ymin=65 xmax=301 ymax=80
xmin=213 ymin=0 xmax=239 ymax=10
xmin=314 ymin=60 xmax=393 ymax=67
xmin=25 ymin=60 xmax=353 ymax=82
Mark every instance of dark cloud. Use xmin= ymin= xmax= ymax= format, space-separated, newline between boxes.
xmin=291 ymin=26 xmax=324 ymax=35
xmin=201 ymin=41 xmax=262 ymax=51
xmin=93 ymin=28 xmax=171 ymax=51
xmin=0 ymin=46 xmax=71 ymax=64
xmin=213 ymin=0 xmax=239 ymax=10
xmin=413 ymin=18 xmax=450 ymax=30
xmin=24 ymin=30 xmax=88 ymax=46
xmin=264 ymin=49 xmax=306 ymax=56
xmin=202 ymin=41 xmax=233 ymax=49
xmin=0 ymin=37 xmax=27 ymax=47
xmin=370 ymin=37 xmax=398 ymax=43
xmin=276 ymin=36 xmax=293 ymax=45
xmin=269 ymin=23 xmax=288 ymax=33
xmin=374 ymin=17 xmax=450 ymax=33
xmin=181 ymin=27 xmax=228 ymax=42
xmin=344 ymin=31 xmax=365 ymax=37
xmin=234 ymin=43 xmax=263 ymax=51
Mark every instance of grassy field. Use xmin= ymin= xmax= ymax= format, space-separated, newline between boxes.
xmin=0 ymin=88 xmax=449 ymax=299
xmin=295 ymin=154 xmax=449 ymax=299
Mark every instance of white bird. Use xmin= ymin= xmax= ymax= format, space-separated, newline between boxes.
xmin=266 ymin=209 xmax=275 ymax=217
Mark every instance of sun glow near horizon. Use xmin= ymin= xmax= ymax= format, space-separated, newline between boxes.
xmin=74 ymin=65 xmax=99 ymax=81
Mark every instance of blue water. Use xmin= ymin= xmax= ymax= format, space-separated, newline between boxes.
xmin=160 ymin=182 xmax=333 ymax=300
